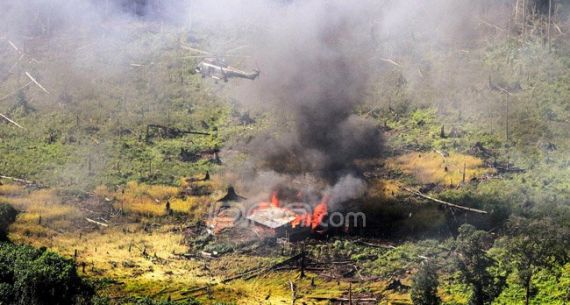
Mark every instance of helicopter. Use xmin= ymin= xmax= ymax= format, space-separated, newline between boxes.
xmin=180 ymin=39 xmax=260 ymax=82
xmin=195 ymin=57 xmax=260 ymax=82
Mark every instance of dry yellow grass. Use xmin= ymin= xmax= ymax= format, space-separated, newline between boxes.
xmin=119 ymin=181 xmax=178 ymax=200
xmin=4 ymin=180 xmax=394 ymax=305
xmin=169 ymin=196 xmax=210 ymax=217
xmin=0 ymin=184 xmax=25 ymax=196
xmin=94 ymin=182 xmax=177 ymax=216
xmin=114 ymin=198 xmax=168 ymax=216
xmin=94 ymin=181 xmax=213 ymax=217
xmin=93 ymin=185 xmax=113 ymax=198
xmin=367 ymin=179 xmax=403 ymax=199
xmin=9 ymin=220 xmax=296 ymax=304
xmin=4 ymin=189 xmax=79 ymax=218
xmin=5 ymin=188 xmax=83 ymax=241
xmin=168 ymin=197 xmax=192 ymax=213
xmin=2 ymin=185 xmax=391 ymax=305
xmin=387 ymin=152 xmax=494 ymax=186
xmin=214 ymin=272 xmax=393 ymax=305
xmin=9 ymin=213 xmax=51 ymax=239
xmin=11 ymin=223 xmax=209 ymax=297
xmin=11 ymin=213 xmax=394 ymax=305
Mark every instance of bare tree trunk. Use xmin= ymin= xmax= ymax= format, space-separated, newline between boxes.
xmin=525 ymin=275 xmax=531 ymax=305
xmin=300 ymin=246 xmax=306 ymax=278
xmin=349 ymin=283 xmax=353 ymax=305
xmin=289 ymin=280 xmax=297 ymax=305
xmin=462 ymin=161 xmax=467 ymax=184
xmin=522 ymin=0 xmax=527 ymax=39
xmin=506 ymin=93 xmax=509 ymax=143
xmin=547 ymin=0 xmax=552 ymax=51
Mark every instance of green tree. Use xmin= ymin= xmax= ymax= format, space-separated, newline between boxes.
xmin=455 ymin=224 xmax=505 ymax=305
xmin=0 ymin=203 xmax=18 ymax=241
xmin=504 ymin=217 xmax=570 ymax=305
xmin=0 ymin=243 xmax=94 ymax=305
xmin=411 ymin=261 xmax=441 ymax=305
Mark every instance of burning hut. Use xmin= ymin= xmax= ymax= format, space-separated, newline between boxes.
xmin=246 ymin=206 xmax=298 ymax=238
xmin=207 ymin=186 xmax=331 ymax=240
xmin=246 ymin=192 xmax=329 ymax=240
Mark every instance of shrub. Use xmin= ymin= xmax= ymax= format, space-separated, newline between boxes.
xmin=454 ymin=224 xmax=505 ymax=305
xmin=503 ymin=217 xmax=570 ymax=305
xmin=0 ymin=243 xmax=94 ymax=305
xmin=0 ymin=203 xmax=18 ymax=240
xmin=411 ymin=262 xmax=441 ymax=305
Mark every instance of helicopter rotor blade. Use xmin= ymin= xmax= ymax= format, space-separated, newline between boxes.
xmin=224 ymin=45 xmax=251 ymax=54
xmin=178 ymin=34 xmax=211 ymax=55
xmin=180 ymin=44 xmax=212 ymax=55
xmin=183 ymin=55 xmax=215 ymax=58
xmin=181 ymin=55 xmax=251 ymax=59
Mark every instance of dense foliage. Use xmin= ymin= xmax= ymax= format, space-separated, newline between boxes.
xmin=0 ymin=203 xmax=17 ymax=241
xmin=411 ymin=261 xmax=441 ymax=305
xmin=0 ymin=242 xmax=93 ymax=305
xmin=455 ymin=225 xmax=506 ymax=305
xmin=502 ymin=217 xmax=570 ymax=305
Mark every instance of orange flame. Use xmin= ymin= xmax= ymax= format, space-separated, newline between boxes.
xmin=291 ymin=213 xmax=311 ymax=228
xmin=251 ymin=191 xmax=329 ymax=233
xmin=250 ymin=192 xmax=279 ymax=214
xmin=271 ymin=191 xmax=280 ymax=207
xmin=311 ymin=196 xmax=329 ymax=230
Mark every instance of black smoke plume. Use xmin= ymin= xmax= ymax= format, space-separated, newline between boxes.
xmin=242 ymin=1 xmax=384 ymax=183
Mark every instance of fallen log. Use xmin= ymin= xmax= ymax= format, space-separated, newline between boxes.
xmin=553 ymin=23 xmax=564 ymax=34
xmin=25 ymin=72 xmax=50 ymax=94
xmin=434 ymin=149 xmax=448 ymax=159
xmin=0 ymin=175 xmax=38 ymax=185
xmin=304 ymin=267 xmax=326 ymax=271
xmin=328 ymin=260 xmax=356 ymax=265
xmin=318 ymin=273 xmax=338 ymax=280
xmin=289 ymin=280 xmax=297 ymax=305
xmin=85 ymin=217 xmax=109 ymax=227
xmin=355 ymin=240 xmax=397 ymax=249
xmin=402 ymin=187 xmax=488 ymax=214
xmin=172 ymin=252 xmax=200 ymax=259
xmin=182 ymin=253 xmax=304 ymax=296
xmin=221 ymin=253 xmax=303 ymax=283
xmin=379 ymin=58 xmax=401 ymax=67
xmin=306 ymin=296 xmax=377 ymax=302
xmin=181 ymin=285 xmax=212 ymax=296
xmin=0 ymin=82 xmax=33 ymax=102
xmin=179 ymin=43 xmax=211 ymax=55
xmin=97 ymin=217 xmax=109 ymax=223
xmin=477 ymin=17 xmax=505 ymax=32
xmin=146 ymin=124 xmax=210 ymax=143
xmin=0 ymin=113 xmax=25 ymax=129
xmin=7 ymin=40 xmax=20 ymax=53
